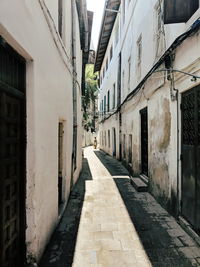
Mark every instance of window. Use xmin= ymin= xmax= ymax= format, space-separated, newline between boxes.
xmin=122 ymin=70 xmax=125 ymax=96
xmin=107 ymin=90 xmax=110 ymax=112
xmin=128 ymin=56 xmax=131 ymax=91
xmin=104 ymin=131 xmax=107 ymax=146
xmin=123 ymin=134 xmax=126 ymax=159
xmin=110 ymin=46 xmax=113 ymax=61
xmin=103 ymin=68 xmax=105 ymax=78
xmin=123 ymin=0 xmax=126 ymax=24
xmin=113 ymin=83 xmax=116 ymax=109
xmin=101 ymin=100 xmax=103 ymax=116
xmin=58 ymin=122 xmax=64 ymax=206
xmin=128 ymin=134 xmax=132 ymax=164
xmin=115 ymin=19 xmax=119 ymax=47
xmin=58 ymin=0 xmax=63 ymax=37
xmin=117 ymin=53 xmax=122 ymax=106
xmin=164 ymin=0 xmax=199 ymax=24
xmin=155 ymin=0 xmax=166 ymax=60
xmin=156 ymin=2 xmax=162 ymax=34
xmin=112 ymin=127 xmax=116 ymax=157
xmin=108 ymin=130 xmax=111 ymax=147
xmin=155 ymin=1 xmax=164 ymax=59
xmin=100 ymin=100 xmax=102 ymax=115
xmin=106 ymin=58 xmax=108 ymax=71
xmin=104 ymin=95 xmax=106 ymax=114
xmin=137 ymin=35 xmax=142 ymax=80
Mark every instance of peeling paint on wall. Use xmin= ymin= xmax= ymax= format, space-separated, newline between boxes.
xmin=158 ymin=98 xmax=171 ymax=152
xmin=148 ymin=97 xmax=171 ymax=209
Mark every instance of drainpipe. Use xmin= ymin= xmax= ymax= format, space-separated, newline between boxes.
xmin=82 ymin=0 xmax=89 ymax=53
xmin=176 ymin=89 xmax=180 ymax=217
xmin=176 ymin=88 xmax=180 ymax=218
xmin=170 ymin=69 xmax=180 ymax=218
xmin=71 ymin=0 xmax=78 ymax=188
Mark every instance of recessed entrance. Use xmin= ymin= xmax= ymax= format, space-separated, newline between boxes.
xmin=0 ymin=38 xmax=26 ymax=267
xmin=112 ymin=127 xmax=116 ymax=157
xmin=58 ymin=122 xmax=64 ymax=207
xmin=181 ymin=86 xmax=200 ymax=234
xmin=140 ymin=107 xmax=148 ymax=177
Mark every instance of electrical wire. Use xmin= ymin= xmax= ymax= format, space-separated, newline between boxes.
xmin=154 ymin=69 xmax=200 ymax=79
xmin=101 ymin=18 xmax=200 ymax=124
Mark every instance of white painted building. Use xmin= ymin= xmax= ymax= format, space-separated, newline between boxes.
xmin=0 ymin=0 xmax=92 ymax=266
xmin=96 ymin=0 xmax=200 ymax=235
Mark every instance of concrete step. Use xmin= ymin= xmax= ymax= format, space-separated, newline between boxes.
xmin=139 ymin=174 xmax=149 ymax=185
xmin=130 ymin=177 xmax=148 ymax=192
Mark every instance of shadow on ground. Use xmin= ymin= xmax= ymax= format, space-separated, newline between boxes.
xmin=94 ymin=150 xmax=129 ymax=176
xmin=95 ymin=150 xmax=196 ymax=267
xmin=39 ymin=158 xmax=92 ymax=267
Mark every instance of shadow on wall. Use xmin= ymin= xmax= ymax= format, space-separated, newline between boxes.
xmin=39 ymin=158 xmax=92 ymax=267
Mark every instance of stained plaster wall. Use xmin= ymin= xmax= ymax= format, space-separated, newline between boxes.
xmin=0 ymin=0 xmax=83 ymax=262
xmin=98 ymin=0 xmax=200 ymax=214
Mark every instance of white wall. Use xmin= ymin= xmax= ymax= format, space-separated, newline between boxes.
xmin=98 ymin=0 xmax=200 ymax=214
xmin=0 ymin=0 xmax=83 ymax=262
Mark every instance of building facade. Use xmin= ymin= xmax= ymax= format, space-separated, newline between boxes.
xmin=0 ymin=0 xmax=91 ymax=266
xmin=96 ymin=0 xmax=200 ymax=235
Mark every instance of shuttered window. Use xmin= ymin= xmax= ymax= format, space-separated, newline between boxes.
xmin=164 ymin=0 xmax=199 ymax=24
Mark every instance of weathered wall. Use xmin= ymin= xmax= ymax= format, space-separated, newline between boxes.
xmin=148 ymin=91 xmax=171 ymax=208
xmin=72 ymin=3 xmax=83 ymax=186
xmin=98 ymin=0 xmax=200 ymax=215
xmin=0 ymin=0 xmax=83 ymax=262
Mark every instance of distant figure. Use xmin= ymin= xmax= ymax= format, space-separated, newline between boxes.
xmin=93 ymin=137 xmax=97 ymax=149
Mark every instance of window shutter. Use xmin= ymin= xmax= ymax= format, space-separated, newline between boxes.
xmin=164 ymin=0 xmax=199 ymax=24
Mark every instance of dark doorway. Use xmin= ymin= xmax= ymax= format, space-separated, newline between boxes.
xmin=58 ymin=122 xmax=64 ymax=207
xmin=181 ymin=86 xmax=200 ymax=234
xmin=112 ymin=127 xmax=116 ymax=157
xmin=140 ymin=107 xmax=148 ymax=177
xmin=0 ymin=37 xmax=26 ymax=267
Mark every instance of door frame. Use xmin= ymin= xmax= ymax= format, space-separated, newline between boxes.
xmin=180 ymin=85 xmax=200 ymax=233
xmin=0 ymin=37 xmax=26 ymax=266
xmin=140 ymin=107 xmax=148 ymax=177
xmin=112 ymin=127 xmax=116 ymax=157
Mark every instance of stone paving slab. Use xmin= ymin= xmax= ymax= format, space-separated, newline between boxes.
xmin=73 ymin=147 xmax=200 ymax=267
xmin=72 ymin=147 xmax=152 ymax=266
xmin=39 ymin=157 xmax=93 ymax=267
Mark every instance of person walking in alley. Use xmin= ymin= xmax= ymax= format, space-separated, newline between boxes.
xmin=93 ymin=136 xmax=97 ymax=149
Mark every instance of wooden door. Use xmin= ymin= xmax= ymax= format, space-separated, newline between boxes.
xmin=0 ymin=37 xmax=26 ymax=267
xmin=182 ymin=86 xmax=200 ymax=234
xmin=140 ymin=107 xmax=148 ymax=177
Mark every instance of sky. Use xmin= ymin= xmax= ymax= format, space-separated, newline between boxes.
xmin=86 ymin=0 xmax=105 ymax=50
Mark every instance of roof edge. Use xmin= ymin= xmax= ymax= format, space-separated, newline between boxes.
xmin=94 ymin=0 xmax=121 ymax=72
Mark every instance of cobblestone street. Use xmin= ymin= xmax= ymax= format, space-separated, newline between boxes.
xmin=40 ymin=147 xmax=200 ymax=267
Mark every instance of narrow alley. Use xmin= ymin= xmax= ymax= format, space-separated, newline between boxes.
xmin=40 ymin=147 xmax=200 ymax=267
xmin=1 ymin=1 xmax=200 ymax=266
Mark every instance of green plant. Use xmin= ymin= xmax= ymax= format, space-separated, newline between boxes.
xmin=83 ymin=64 xmax=98 ymax=131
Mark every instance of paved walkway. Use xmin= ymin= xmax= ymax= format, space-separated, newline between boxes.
xmin=72 ymin=147 xmax=200 ymax=267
